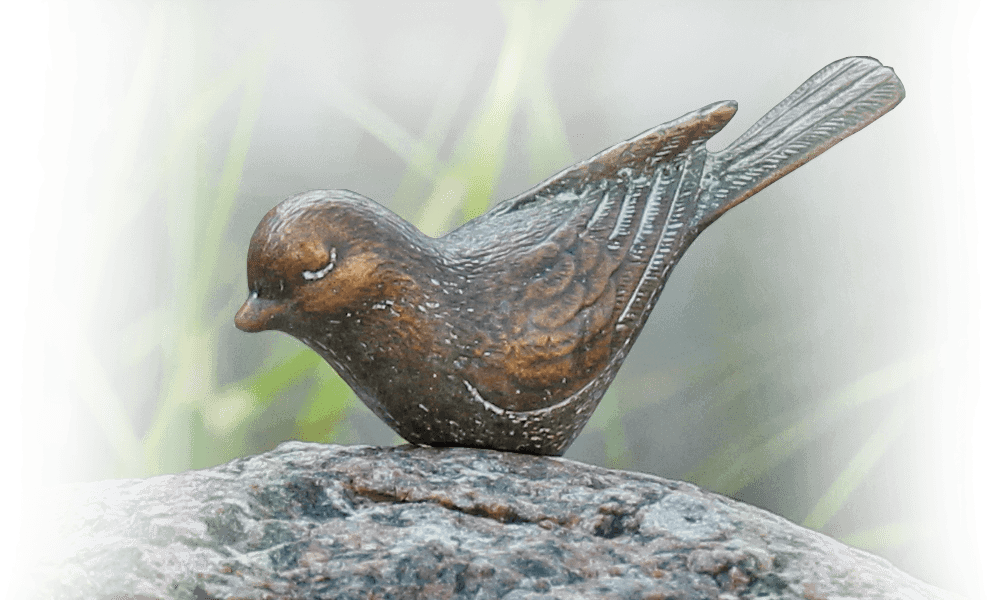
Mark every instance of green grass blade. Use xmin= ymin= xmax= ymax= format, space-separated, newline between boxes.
xmin=192 ymin=50 xmax=271 ymax=305
xmin=412 ymin=0 xmax=579 ymax=237
xmin=326 ymin=83 xmax=443 ymax=180
xmin=801 ymin=402 xmax=908 ymax=530
xmin=837 ymin=521 xmax=915 ymax=552
xmin=392 ymin=44 xmax=483 ymax=218
xmin=687 ymin=352 xmax=929 ymax=495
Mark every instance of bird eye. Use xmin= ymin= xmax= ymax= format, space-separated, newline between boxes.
xmin=302 ymin=247 xmax=337 ymax=281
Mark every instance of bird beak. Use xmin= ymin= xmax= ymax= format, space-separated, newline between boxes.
xmin=235 ymin=294 xmax=284 ymax=332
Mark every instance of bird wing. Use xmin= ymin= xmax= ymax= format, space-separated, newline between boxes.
xmin=442 ymin=102 xmax=737 ymax=410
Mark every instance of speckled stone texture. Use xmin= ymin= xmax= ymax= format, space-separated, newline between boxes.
xmin=21 ymin=442 xmax=954 ymax=600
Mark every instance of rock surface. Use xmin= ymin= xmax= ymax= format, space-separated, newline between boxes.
xmin=20 ymin=442 xmax=956 ymax=600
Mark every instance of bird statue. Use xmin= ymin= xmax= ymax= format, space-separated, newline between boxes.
xmin=236 ymin=56 xmax=904 ymax=456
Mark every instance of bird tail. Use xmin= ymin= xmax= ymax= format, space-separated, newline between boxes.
xmin=698 ymin=56 xmax=905 ymax=227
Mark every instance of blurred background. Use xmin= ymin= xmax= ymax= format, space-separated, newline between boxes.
xmin=4 ymin=1 xmax=996 ymax=597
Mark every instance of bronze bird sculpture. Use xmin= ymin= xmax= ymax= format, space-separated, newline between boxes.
xmin=236 ymin=56 xmax=904 ymax=456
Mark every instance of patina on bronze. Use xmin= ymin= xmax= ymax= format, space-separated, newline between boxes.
xmin=236 ymin=57 xmax=905 ymax=456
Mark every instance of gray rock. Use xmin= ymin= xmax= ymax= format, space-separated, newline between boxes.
xmin=21 ymin=442 xmax=957 ymax=599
